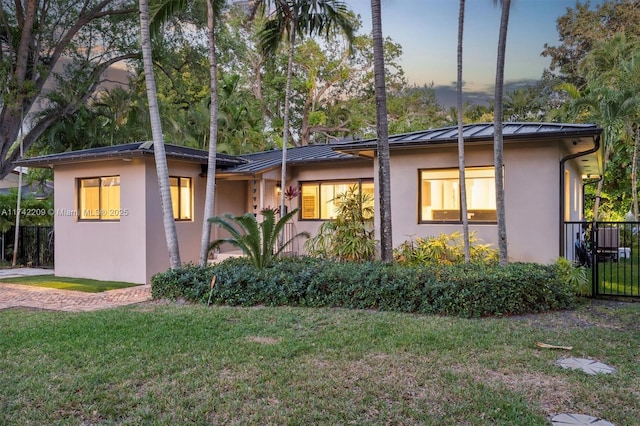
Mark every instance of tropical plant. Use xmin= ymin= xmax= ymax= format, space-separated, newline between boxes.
xmin=208 ymin=207 xmax=309 ymax=268
xmin=257 ymin=0 xmax=355 ymax=226
xmin=304 ymin=185 xmax=376 ymax=261
xmin=370 ymin=0 xmax=393 ymax=262
xmin=139 ymin=0 xmax=181 ymax=267
xmin=394 ymin=231 xmax=498 ymax=266
xmin=555 ymin=256 xmax=590 ymax=297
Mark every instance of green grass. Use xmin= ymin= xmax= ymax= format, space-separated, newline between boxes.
xmin=1 ymin=301 xmax=639 ymax=425
xmin=0 ymin=274 xmax=138 ymax=293
xmin=592 ymin=258 xmax=640 ymax=296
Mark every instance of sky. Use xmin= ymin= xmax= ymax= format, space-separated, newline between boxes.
xmin=348 ymin=0 xmax=603 ymax=104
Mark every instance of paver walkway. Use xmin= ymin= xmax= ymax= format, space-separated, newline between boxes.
xmin=0 ymin=269 xmax=151 ymax=312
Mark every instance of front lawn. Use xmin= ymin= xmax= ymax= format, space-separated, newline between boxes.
xmin=0 ymin=274 xmax=139 ymax=293
xmin=1 ymin=301 xmax=638 ymax=425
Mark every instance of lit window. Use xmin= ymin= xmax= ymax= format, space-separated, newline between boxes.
xmin=170 ymin=177 xmax=192 ymax=220
xmin=420 ymin=167 xmax=496 ymax=222
xmin=300 ymin=180 xmax=374 ymax=220
xmin=78 ymin=176 xmax=120 ymax=221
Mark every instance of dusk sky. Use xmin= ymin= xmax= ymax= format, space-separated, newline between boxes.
xmin=349 ymin=0 xmax=602 ymax=97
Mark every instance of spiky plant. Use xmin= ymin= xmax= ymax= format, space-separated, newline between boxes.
xmin=208 ymin=208 xmax=309 ymax=268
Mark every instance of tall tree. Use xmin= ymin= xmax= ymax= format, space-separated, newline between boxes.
xmin=542 ymin=0 xmax=640 ymax=87
xmin=370 ymin=0 xmax=392 ymax=262
xmin=148 ymin=0 xmax=227 ymax=266
xmin=199 ymin=0 xmax=225 ymax=266
xmin=493 ymin=0 xmax=511 ymax=266
xmin=139 ymin=0 xmax=181 ymax=267
xmin=257 ymin=0 xmax=354 ymax=220
xmin=0 ymin=0 xmax=139 ymax=178
xmin=456 ymin=0 xmax=470 ymax=262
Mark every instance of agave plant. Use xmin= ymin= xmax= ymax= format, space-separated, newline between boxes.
xmin=208 ymin=207 xmax=309 ymax=268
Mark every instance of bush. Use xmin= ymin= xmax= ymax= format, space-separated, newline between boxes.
xmin=394 ymin=231 xmax=498 ymax=265
xmin=151 ymin=258 xmax=578 ymax=317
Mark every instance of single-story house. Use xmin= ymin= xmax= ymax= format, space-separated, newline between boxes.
xmin=17 ymin=122 xmax=602 ymax=284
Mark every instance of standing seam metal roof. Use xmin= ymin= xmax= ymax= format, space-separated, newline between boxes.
xmin=336 ymin=122 xmax=602 ymax=150
xmin=15 ymin=142 xmax=245 ymax=168
xmin=224 ymin=143 xmax=365 ymax=174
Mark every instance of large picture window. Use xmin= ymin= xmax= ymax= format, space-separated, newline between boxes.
xmin=300 ymin=180 xmax=374 ymax=220
xmin=78 ymin=176 xmax=121 ymax=220
xmin=419 ymin=167 xmax=496 ymax=222
xmin=170 ymin=177 xmax=192 ymax=220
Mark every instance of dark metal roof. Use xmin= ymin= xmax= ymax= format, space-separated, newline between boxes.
xmin=223 ymin=143 xmax=366 ymax=174
xmin=336 ymin=122 xmax=603 ymax=151
xmin=15 ymin=142 xmax=245 ymax=168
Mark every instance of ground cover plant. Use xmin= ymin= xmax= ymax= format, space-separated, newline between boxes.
xmin=1 ymin=301 xmax=638 ymax=425
xmin=0 ymin=275 xmax=138 ymax=293
xmin=152 ymin=257 xmax=578 ymax=317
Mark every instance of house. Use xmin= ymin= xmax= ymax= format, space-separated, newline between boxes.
xmin=16 ymin=122 xmax=602 ymax=284
xmin=336 ymin=122 xmax=603 ymax=264
xmin=16 ymin=141 xmax=371 ymax=283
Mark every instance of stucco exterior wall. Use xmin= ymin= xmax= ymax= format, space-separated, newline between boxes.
xmin=53 ymin=159 xmax=148 ymax=283
xmin=144 ymin=159 xmax=206 ymax=282
xmin=377 ymin=141 xmax=565 ymax=264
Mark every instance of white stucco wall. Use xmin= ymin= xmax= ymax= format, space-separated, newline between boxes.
xmin=374 ymin=141 xmax=567 ymax=264
xmin=53 ymin=159 xmax=149 ymax=283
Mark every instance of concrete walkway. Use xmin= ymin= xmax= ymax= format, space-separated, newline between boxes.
xmin=0 ymin=268 xmax=152 ymax=312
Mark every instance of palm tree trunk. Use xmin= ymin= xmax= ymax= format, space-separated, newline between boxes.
xmin=371 ymin=0 xmax=393 ymax=262
xmin=199 ymin=0 xmax=220 ymax=266
xmin=279 ymin=15 xmax=297 ymax=222
xmin=494 ymin=0 xmax=511 ymax=266
xmin=457 ymin=0 xmax=470 ymax=262
xmin=139 ymin=0 xmax=181 ymax=268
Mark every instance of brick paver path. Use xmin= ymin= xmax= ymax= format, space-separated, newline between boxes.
xmin=0 ymin=282 xmax=152 ymax=312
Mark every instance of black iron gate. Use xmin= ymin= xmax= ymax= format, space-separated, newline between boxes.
xmin=2 ymin=226 xmax=54 ymax=268
xmin=565 ymin=221 xmax=640 ymax=298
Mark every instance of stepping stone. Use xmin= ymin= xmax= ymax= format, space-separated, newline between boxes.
xmin=556 ymin=358 xmax=616 ymax=375
xmin=551 ymin=413 xmax=615 ymax=425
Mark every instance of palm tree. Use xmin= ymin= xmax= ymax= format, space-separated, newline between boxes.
xmin=139 ymin=0 xmax=181 ymax=267
xmin=199 ymin=0 xmax=226 ymax=266
xmin=209 ymin=208 xmax=309 ymax=268
xmin=149 ymin=0 xmax=226 ymax=266
xmin=257 ymin=0 xmax=355 ymax=222
xmin=493 ymin=0 xmax=511 ymax=266
xmin=370 ymin=0 xmax=392 ymax=262
xmin=456 ymin=0 xmax=470 ymax=262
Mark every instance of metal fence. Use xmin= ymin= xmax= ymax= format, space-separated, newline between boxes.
xmin=2 ymin=226 xmax=54 ymax=268
xmin=564 ymin=221 xmax=640 ymax=298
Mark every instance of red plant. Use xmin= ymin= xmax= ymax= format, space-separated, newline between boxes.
xmin=284 ymin=185 xmax=300 ymax=201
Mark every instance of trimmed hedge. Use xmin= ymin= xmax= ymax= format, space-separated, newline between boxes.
xmin=151 ymin=257 xmax=577 ymax=317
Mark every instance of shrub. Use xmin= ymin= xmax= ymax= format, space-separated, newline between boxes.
xmin=555 ymin=257 xmax=591 ymax=297
xmin=394 ymin=231 xmax=498 ymax=265
xmin=151 ymin=258 xmax=578 ymax=317
xmin=304 ymin=185 xmax=377 ymax=261
xmin=208 ymin=208 xmax=309 ymax=268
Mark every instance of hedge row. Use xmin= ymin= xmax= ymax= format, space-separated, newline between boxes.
xmin=150 ymin=257 xmax=577 ymax=317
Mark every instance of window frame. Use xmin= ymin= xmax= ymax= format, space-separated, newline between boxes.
xmin=77 ymin=176 xmax=121 ymax=222
xmin=418 ymin=166 xmax=497 ymax=224
xmin=170 ymin=176 xmax=193 ymax=221
xmin=299 ymin=179 xmax=374 ymax=221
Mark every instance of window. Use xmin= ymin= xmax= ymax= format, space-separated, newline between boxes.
xmin=170 ymin=177 xmax=192 ymax=220
xmin=419 ymin=167 xmax=496 ymax=222
xmin=300 ymin=180 xmax=374 ymax=220
xmin=78 ymin=176 xmax=121 ymax=220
